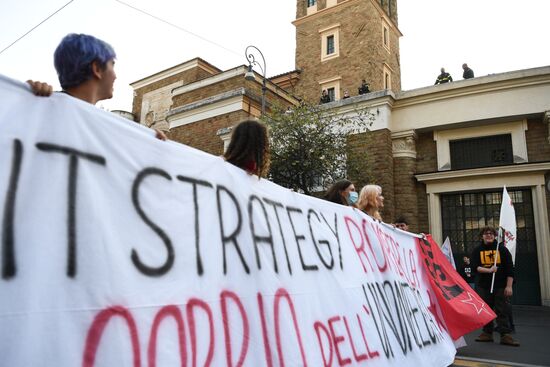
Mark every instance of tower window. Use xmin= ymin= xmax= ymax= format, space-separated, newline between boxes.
xmin=327 ymin=35 xmax=335 ymax=55
xmin=327 ymin=87 xmax=335 ymax=102
xmin=382 ymin=20 xmax=390 ymax=52
xmin=383 ymin=64 xmax=392 ymax=90
xmin=319 ymin=24 xmax=340 ymax=61
xmin=307 ymin=0 xmax=317 ymax=15
xmin=319 ymin=76 xmax=341 ymax=102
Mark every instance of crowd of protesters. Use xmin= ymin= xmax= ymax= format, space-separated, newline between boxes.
xmin=27 ymin=33 xmax=519 ymax=350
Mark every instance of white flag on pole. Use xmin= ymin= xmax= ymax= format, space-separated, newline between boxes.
xmin=499 ymin=186 xmax=517 ymax=264
xmin=439 ymin=236 xmax=467 ymax=348
xmin=440 ymin=236 xmax=456 ymax=269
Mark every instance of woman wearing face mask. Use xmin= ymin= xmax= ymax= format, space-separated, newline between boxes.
xmin=357 ymin=184 xmax=384 ymax=220
xmin=324 ymin=179 xmax=358 ymax=207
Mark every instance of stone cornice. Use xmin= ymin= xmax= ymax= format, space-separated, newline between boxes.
xmin=394 ymin=66 xmax=550 ymax=109
xmin=130 ymin=58 xmax=220 ymax=90
xmin=172 ymin=66 xmax=247 ymax=96
xmin=415 ymin=162 xmax=550 ymax=183
xmin=166 ymin=89 xmax=248 ymax=129
xmin=318 ymin=23 xmax=341 ymax=34
xmin=171 ymin=66 xmax=300 ymax=105
xmin=167 ymin=88 xmax=246 ymax=119
xmin=326 ymin=89 xmax=395 ymax=113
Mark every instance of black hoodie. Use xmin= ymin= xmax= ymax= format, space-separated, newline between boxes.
xmin=470 ymin=240 xmax=514 ymax=289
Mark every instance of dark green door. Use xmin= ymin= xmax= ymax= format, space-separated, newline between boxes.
xmin=441 ymin=188 xmax=541 ymax=305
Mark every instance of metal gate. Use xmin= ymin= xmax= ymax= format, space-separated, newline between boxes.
xmin=441 ymin=188 xmax=541 ymax=305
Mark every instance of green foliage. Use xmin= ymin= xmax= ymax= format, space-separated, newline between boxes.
xmin=264 ymin=103 xmax=374 ymax=195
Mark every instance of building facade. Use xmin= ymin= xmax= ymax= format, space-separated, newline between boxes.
xmin=294 ymin=0 xmax=401 ymax=103
xmin=338 ymin=67 xmax=550 ymax=306
xmin=131 ymin=58 xmax=298 ymax=155
xmin=130 ymin=0 xmax=550 ymax=306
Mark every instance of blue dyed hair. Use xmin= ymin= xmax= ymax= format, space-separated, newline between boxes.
xmin=54 ymin=33 xmax=116 ymax=90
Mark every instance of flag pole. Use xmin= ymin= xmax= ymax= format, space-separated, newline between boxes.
xmin=490 ymin=226 xmax=503 ymax=293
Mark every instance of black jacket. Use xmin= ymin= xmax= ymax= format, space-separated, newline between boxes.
xmin=470 ymin=240 xmax=514 ymax=289
xmin=358 ymin=83 xmax=370 ymax=95
xmin=320 ymin=94 xmax=331 ymax=104
xmin=463 ymin=67 xmax=474 ymax=79
xmin=435 ymin=72 xmax=453 ymax=84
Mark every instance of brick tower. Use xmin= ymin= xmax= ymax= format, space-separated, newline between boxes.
xmin=293 ymin=0 xmax=401 ymax=104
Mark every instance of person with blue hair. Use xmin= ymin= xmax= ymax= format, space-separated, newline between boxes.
xmin=27 ymin=33 xmax=166 ymax=139
xmin=28 ymin=33 xmax=115 ymax=104
xmin=53 ymin=33 xmax=117 ymax=104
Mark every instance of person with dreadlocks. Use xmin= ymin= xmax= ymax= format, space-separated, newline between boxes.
xmin=223 ymin=120 xmax=270 ymax=178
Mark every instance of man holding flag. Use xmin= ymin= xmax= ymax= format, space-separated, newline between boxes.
xmin=470 ymin=226 xmax=519 ymax=346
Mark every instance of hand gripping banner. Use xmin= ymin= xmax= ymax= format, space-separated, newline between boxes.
xmin=0 ymin=75 xmax=480 ymax=366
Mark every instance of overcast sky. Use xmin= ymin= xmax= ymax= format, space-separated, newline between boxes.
xmin=1 ymin=0 xmax=549 ymax=111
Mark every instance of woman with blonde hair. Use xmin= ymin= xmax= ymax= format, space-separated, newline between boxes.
xmin=357 ymin=184 xmax=384 ymax=220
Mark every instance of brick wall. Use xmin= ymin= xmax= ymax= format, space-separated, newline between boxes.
xmin=172 ymin=76 xmax=293 ymax=113
xmin=526 ymin=118 xmax=550 ymax=162
xmin=415 ymin=131 xmax=436 ymax=232
xmin=528 ymin=118 xmax=550 ymax=225
xmin=296 ymin=0 xmax=306 ymax=18
xmin=167 ymin=110 xmax=252 ymax=156
xmin=526 ymin=119 xmax=550 ymax=228
xmin=416 ymin=182 xmax=429 ymax=233
xmin=294 ymin=0 xmax=401 ymax=104
xmin=415 ymin=131 xmax=437 ymax=174
xmin=172 ymin=76 xmax=246 ymax=108
xmin=137 ymin=69 xmax=293 ymax=150
xmin=347 ymin=129 xmax=394 ymax=220
xmin=296 ymin=0 xmax=398 ymax=24
xmin=393 ymin=156 xmax=418 ymax=231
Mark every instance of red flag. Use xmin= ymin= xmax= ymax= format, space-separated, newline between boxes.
xmin=417 ymin=235 xmax=496 ymax=340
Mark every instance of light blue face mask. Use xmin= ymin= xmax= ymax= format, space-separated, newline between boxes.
xmin=348 ymin=191 xmax=358 ymax=205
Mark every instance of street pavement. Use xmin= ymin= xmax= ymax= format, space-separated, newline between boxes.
xmin=452 ymin=305 xmax=550 ymax=367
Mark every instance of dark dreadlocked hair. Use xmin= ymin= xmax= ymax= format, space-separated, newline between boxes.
xmin=223 ymin=120 xmax=270 ymax=178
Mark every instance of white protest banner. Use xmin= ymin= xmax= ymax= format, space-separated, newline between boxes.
xmin=499 ymin=186 xmax=517 ymax=264
xmin=0 ymin=75 xmax=459 ymax=366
